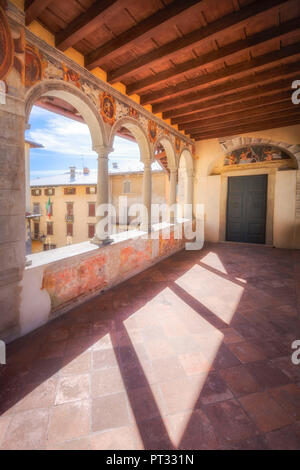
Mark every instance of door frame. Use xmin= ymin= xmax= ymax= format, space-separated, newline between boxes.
xmin=219 ymin=168 xmax=276 ymax=245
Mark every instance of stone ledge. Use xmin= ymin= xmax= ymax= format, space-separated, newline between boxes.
xmin=26 ymin=219 xmax=191 ymax=269
xmin=16 ymin=219 xmax=195 ymax=340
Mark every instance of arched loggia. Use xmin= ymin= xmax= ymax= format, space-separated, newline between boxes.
xmin=154 ymin=135 xmax=177 ymax=222
xmin=25 ymin=80 xmax=108 ymax=151
xmin=178 ymin=148 xmax=194 ymax=219
xmin=109 ymin=117 xmax=153 ymax=232
xmin=25 ymin=80 xmax=111 ymax=245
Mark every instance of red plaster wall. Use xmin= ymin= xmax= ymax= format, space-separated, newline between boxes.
xmin=43 ymin=253 xmax=107 ymax=310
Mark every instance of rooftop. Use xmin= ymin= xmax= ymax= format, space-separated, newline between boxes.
xmin=30 ymin=163 xmax=163 ymax=187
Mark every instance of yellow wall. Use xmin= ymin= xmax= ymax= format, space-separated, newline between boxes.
xmin=274 ymin=170 xmax=299 ymax=248
xmin=194 ymin=124 xmax=300 ymax=249
xmin=30 ymin=172 xmax=168 ymax=250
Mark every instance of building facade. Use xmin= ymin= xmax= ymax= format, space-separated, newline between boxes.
xmin=30 ymin=167 xmax=168 ymax=252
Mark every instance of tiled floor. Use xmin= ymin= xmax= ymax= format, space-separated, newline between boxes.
xmin=1 ymin=242 xmax=300 ymax=450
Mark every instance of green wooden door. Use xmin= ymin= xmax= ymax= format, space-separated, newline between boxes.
xmin=226 ymin=175 xmax=267 ymax=244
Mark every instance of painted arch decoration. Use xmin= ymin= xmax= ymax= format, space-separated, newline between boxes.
xmin=224 ymin=145 xmax=292 ymax=166
xmin=0 ymin=1 xmax=193 ymax=162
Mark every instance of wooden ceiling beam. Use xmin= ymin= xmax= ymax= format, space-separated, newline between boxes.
xmin=171 ymin=90 xmax=292 ymax=125
xmin=25 ymin=0 xmax=54 ymax=26
xmin=55 ymin=0 xmax=119 ymax=51
xmin=181 ymin=100 xmax=294 ymax=132
xmin=162 ymin=76 xmax=296 ymax=119
xmin=110 ymin=0 xmax=293 ymax=87
xmin=140 ymin=42 xmax=300 ymax=105
xmin=85 ymin=0 xmax=204 ymax=70
xmin=185 ymin=107 xmax=300 ymax=135
xmin=152 ymin=59 xmax=300 ymax=114
xmin=127 ymin=16 xmax=300 ymax=95
xmin=190 ymin=114 xmax=300 ymax=140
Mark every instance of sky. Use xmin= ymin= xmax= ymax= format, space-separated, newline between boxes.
xmin=26 ymin=106 xmax=158 ymax=179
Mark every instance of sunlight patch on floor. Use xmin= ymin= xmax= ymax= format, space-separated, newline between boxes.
xmin=200 ymin=252 xmax=228 ymax=274
xmin=175 ymin=264 xmax=244 ymax=324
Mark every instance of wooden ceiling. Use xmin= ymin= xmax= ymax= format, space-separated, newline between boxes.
xmin=25 ymin=0 xmax=300 ymax=141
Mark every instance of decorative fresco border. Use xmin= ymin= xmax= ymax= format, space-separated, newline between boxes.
xmin=2 ymin=1 xmax=194 ymax=159
xmin=23 ymin=30 xmax=194 ymax=150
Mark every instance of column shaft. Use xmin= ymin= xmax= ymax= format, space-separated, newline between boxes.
xmin=93 ymin=147 xmax=113 ymax=244
xmin=169 ymin=168 xmax=177 ymax=222
xmin=141 ymin=161 xmax=152 ymax=232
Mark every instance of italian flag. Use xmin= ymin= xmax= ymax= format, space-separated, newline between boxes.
xmin=46 ymin=197 xmax=51 ymax=219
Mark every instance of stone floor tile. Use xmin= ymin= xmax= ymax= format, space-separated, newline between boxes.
xmin=91 ymin=392 xmax=130 ymax=432
xmin=203 ymin=398 xmax=258 ymax=443
xmin=227 ymin=341 xmax=266 ymax=363
xmin=48 ymin=400 xmax=90 ymax=445
xmin=1 ymin=409 xmax=49 ymax=450
xmin=239 ymin=391 xmax=293 ymax=433
xmin=55 ymin=374 xmax=90 ymax=404
xmin=220 ymin=365 xmax=262 ymax=397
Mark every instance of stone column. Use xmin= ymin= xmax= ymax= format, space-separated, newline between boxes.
xmin=169 ymin=168 xmax=177 ymax=222
xmin=141 ymin=160 xmax=152 ymax=232
xmin=0 ymin=1 xmax=26 ymax=341
xmin=186 ymin=169 xmax=194 ymax=219
xmin=93 ymin=146 xmax=113 ymax=245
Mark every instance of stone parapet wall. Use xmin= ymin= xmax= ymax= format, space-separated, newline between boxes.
xmin=11 ymin=221 xmax=193 ymax=342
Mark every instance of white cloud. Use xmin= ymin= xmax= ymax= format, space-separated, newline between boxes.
xmin=28 ymin=107 xmax=141 ymax=161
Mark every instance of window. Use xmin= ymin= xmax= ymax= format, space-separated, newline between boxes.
xmin=86 ymin=186 xmax=96 ymax=194
xmin=43 ymin=244 xmax=56 ymax=251
xmin=46 ymin=222 xmax=53 ymax=235
xmin=88 ymin=202 xmax=95 ymax=217
xmin=45 ymin=188 xmax=55 ymax=196
xmin=33 ymin=203 xmax=40 ymax=214
xmin=123 ymin=180 xmax=131 ymax=194
xmin=66 ymin=202 xmax=74 ymax=216
xmin=31 ymin=188 xmax=41 ymax=196
xmin=64 ymin=187 xmax=76 ymax=195
xmin=65 ymin=202 xmax=74 ymax=222
xmin=66 ymin=223 xmax=73 ymax=237
xmin=88 ymin=224 xmax=95 ymax=239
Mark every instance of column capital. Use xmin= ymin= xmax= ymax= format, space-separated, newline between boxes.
xmin=187 ymin=169 xmax=194 ymax=178
xmin=94 ymin=145 xmax=113 ymax=158
xmin=143 ymin=160 xmax=152 ymax=170
xmin=169 ymin=167 xmax=178 ymax=174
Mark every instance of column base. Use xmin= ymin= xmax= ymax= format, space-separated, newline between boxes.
xmin=25 ymin=256 xmax=32 ymax=267
xmin=91 ymin=236 xmax=113 ymax=246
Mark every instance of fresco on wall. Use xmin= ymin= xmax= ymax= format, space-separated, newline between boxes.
xmin=148 ymin=120 xmax=157 ymax=143
xmin=0 ymin=4 xmax=14 ymax=81
xmin=62 ymin=63 xmax=81 ymax=89
xmin=129 ymin=106 xmax=139 ymax=119
xmin=175 ymin=136 xmax=181 ymax=153
xmin=25 ymin=44 xmax=45 ymax=87
xmin=224 ymin=145 xmax=291 ymax=166
xmin=100 ymin=92 xmax=116 ymax=125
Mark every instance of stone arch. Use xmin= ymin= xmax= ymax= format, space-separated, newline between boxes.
xmin=178 ymin=148 xmax=194 ymax=217
xmin=109 ymin=116 xmax=152 ymax=163
xmin=179 ymin=147 xmax=194 ymax=173
xmin=208 ymin=136 xmax=300 ymax=175
xmin=25 ymin=80 xmax=108 ymax=150
xmin=154 ymin=134 xmax=177 ymax=170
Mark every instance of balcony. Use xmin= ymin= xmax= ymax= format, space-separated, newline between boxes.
xmin=31 ymin=232 xmax=46 ymax=242
xmin=65 ymin=214 xmax=74 ymax=222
